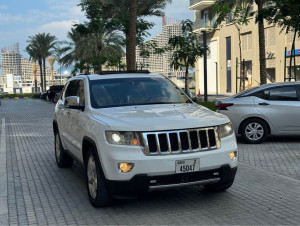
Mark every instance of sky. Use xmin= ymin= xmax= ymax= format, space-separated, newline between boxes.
xmin=0 ymin=0 xmax=193 ymax=73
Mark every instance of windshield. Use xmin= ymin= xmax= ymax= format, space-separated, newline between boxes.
xmin=90 ymin=77 xmax=190 ymax=108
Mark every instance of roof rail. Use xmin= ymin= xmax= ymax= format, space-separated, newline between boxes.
xmin=96 ymin=70 xmax=150 ymax=75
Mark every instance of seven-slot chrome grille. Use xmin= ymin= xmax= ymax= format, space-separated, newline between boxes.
xmin=141 ymin=127 xmax=220 ymax=155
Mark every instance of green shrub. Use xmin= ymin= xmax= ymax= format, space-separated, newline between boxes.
xmin=197 ymin=101 xmax=216 ymax=111
xmin=1 ymin=93 xmax=39 ymax=99
xmin=30 ymin=93 xmax=40 ymax=99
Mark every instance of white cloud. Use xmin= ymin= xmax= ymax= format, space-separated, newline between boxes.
xmin=0 ymin=13 xmax=26 ymax=25
xmin=0 ymin=5 xmax=7 ymax=10
xmin=38 ymin=20 xmax=79 ymax=39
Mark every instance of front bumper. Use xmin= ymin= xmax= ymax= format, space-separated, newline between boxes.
xmin=98 ymin=133 xmax=238 ymax=181
xmin=106 ymin=165 xmax=237 ymax=197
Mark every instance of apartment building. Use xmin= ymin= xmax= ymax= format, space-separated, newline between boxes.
xmin=136 ymin=17 xmax=186 ymax=78
xmin=1 ymin=43 xmax=62 ymax=92
xmin=189 ymin=0 xmax=300 ymax=95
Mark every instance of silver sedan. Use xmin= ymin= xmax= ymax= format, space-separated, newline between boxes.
xmin=215 ymin=82 xmax=300 ymax=144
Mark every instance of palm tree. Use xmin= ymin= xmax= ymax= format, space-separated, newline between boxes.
xmin=255 ymin=0 xmax=267 ymax=85
xmin=27 ymin=33 xmax=58 ymax=90
xmin=60 ymin=27 xmax=124 ymax=73
xmin=59 ymin=28 xmax=82 ymax=68
xmin=25 ymin=43 xmax=44 ymax=91
xmin=83 ymin=0 xmax=172 ymax=70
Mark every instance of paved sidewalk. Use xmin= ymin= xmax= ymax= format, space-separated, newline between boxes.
xmin=0 ymin=99 xmax=300 ymax=225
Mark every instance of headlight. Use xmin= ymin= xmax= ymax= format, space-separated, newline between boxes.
xmin=105 ymin=131 xmax=140 ymax=146
xmin=219 ymin=122 xmax=234 ymax=138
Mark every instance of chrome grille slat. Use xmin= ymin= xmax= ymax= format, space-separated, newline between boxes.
xmin=206 ymin=130 xmax=210 ymax=149
xmin=142 ymin=127 xmax=220 ymax=156
xmin=155 ymin=133 xmax=161 ymax=154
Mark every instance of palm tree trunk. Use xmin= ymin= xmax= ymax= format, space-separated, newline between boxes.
xmin=185 ymin=64 xmax=189 ymax=92
xmin=255 ymin=0 xmax=267 ymax=85
xmin=236 ymin=26 xmax=243 ymax=91
xmin=43 ymin=58 xmax=47 ymax=90
xmin=127 ymin=0 xmax=137 ymax=71
xmin=289 ymin=31 xmax=297 ymax=81
xmin=38 ymin=60 xmax=44 ymax=92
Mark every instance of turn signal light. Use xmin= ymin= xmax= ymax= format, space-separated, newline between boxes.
xmin=119 ymin=163 xmax=134 ymax=173
xmin=230 ymin=151 xmax=237 ymax=161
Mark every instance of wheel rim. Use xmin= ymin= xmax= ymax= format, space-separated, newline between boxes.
xmin=87 ymin=155 xmax=98 ymax=199
xmin=245 ymin=123 xmax=264 ymax=141
xmin=55 ymin=134 xmax=61 ymax=160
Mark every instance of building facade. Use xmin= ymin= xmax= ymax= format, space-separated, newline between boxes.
xmin=136 ymin=17 xmax=186 ymax=79
xmin=189 ymin=0 xmax=300 ymax=95
xmin=1 ymin=43 xmax=63 ymax=93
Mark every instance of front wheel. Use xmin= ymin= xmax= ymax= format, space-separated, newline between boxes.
xmin=85 ymin=148 xmax=111 ymax=207
xmin=240 ymin=118 xmax=268 ymax=144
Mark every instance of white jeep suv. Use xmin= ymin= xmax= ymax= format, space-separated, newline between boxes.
xmin=53 ymin=72 xmax=238 ymax=207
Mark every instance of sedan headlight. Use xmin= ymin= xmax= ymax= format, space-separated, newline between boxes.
xmin=219 ymin=122 xmax=234 ymax=138
xmin=105 ymin=131 xmax=140 ymax=146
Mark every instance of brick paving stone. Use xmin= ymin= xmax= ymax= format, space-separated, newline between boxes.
xmin=0 ymin=99 xmax=300 ymax=225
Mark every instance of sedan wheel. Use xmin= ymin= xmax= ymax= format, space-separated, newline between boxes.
xmin=245 ymin=123 xmax=264 ymax=141
xmin=241 ymin=119 xmax=268 ymax=144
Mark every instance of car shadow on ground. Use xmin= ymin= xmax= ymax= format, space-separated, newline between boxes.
xmin=236 ymin=135 xmax=300 ymax=144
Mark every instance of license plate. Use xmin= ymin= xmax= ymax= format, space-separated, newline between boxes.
xmin=175 ymin=159 xmax=200 ymax=174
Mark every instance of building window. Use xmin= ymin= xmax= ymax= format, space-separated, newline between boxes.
xmin=241 ymin=32 xmax=252 ymax=51
xmin=265 ymin=26 xmax=275 ymax=47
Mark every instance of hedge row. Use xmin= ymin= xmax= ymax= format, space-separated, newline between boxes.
xmin=1 ymin=93 xmax=40 ymax=99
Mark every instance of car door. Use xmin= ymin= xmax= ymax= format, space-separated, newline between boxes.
xmin=65 ymin=79 xmax=86 ymax=160
xmin=61 ymin=80 xmax=80 ymax=153
xmin=254 ymin=85 xmax=300 ymax=133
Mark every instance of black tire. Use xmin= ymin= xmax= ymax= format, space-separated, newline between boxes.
xmin=204 ymin=178 xmax=234 ymax=192
xmin=240 ymin=118 xmax=269 ymax=144
xmin=85 ymin=148 xmax=111 ymax=207
xmin=54 ymin=132 xmax=73 ymax=168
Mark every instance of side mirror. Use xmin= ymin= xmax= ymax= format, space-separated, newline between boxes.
xmin=65 ymin=96 xmax=84 ymax=110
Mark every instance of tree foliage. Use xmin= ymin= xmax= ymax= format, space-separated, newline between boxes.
xmin=26 ymin=33 xmax=58 ymax=91
xmin=260 ymin=0 xmax=300 ymax=80
xmin=168 ymin=19 xmax=205 ymax=92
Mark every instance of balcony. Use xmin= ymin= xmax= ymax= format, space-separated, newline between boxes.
xmin=192 ymin=19 xmax=215 ymax=33
xmin=189 ymin=0 xmax=216 ymax=11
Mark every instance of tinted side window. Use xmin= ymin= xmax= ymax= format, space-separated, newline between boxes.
xmin=77 ymin=80 xmax=85 ymax=106
xmin=269 ymin=86 xmax=298 ymax=101
xmin=254 ymin=90 xmax=270 ymax=100
xmin=65 ymin=80 xmax=78 ymax=98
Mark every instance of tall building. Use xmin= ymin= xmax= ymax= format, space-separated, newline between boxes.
xmin=136 ymin=17 xmax=185 ymax=78
xmin=189 ymin=0 xmax=300 ymax=95
xmin=1 ymin=43 xmax=22 ymax=76
xmin=1 ymin=43 xmax=60 ymax=91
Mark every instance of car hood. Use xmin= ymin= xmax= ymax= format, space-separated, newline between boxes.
xmin=91 ymin=103 xmax=230 ymax=131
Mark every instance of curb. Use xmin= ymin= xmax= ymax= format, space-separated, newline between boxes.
xmin=0 ymin=118 xmax=8 ymax=225
xmin=2 ymin=97 xmax=30 ymax=99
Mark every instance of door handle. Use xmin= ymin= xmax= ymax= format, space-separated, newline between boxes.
xmin=259 ymin=102 xmax=269 ymax=106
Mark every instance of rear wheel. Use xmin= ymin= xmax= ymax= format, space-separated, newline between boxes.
xmin=240 ymin=118 xmax=268 ymax=144
xmin=85 ymin=148 xmax=111 ymax=207
xmin=55 ymin=132 xmax=73 ymax=168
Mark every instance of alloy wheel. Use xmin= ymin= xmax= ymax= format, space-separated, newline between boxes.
xmin=87 ymin=155 xmax=98 ymax=199
xmin=245 ymin=123 xmax=264 ymax=141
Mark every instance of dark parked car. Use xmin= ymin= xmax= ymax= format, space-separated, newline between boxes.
xmin=47 ymin=85 xmax=64 ymax=102
xmin=40 ymin=91 xmax=48 ymax=100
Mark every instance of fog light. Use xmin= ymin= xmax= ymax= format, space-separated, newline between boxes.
xmin=230 ymin=152 xmax=237 ymax=160
xmin=119 ymin=163 xmax=134 ymax=173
